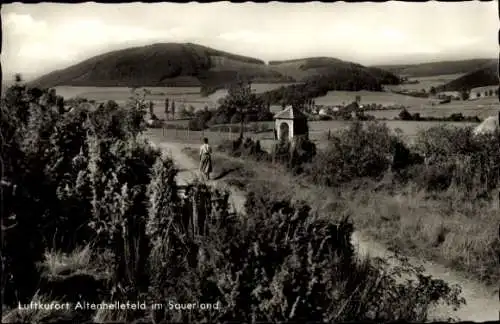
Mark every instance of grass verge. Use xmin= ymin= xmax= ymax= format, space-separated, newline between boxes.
xmin=182 ymin=146 xmax=500 ymax=288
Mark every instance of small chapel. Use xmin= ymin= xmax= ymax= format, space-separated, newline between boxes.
xmin=273 ymin=106 xmax=309 ymax=143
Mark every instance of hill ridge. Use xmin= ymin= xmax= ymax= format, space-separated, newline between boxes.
xmin=373 ymin=58 xmax=496 ymax=78
xmin=29 ymin=42 xmax=400 ymax=90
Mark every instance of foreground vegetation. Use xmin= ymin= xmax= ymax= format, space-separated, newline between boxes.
xmin=1 ymin=81 xmax=467 ymax=322
xmin=184 ymin=121 xmax=500 ymax=288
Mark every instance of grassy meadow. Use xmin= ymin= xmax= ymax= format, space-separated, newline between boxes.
xmin=54 ymin=83 xmax=296 ymax=116
xmin=314 ymin=90 xmax=438 ymax=107
xmin=368 ymin=97 xmax=499 ymax=120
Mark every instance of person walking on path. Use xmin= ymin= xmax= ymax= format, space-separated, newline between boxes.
xmin=199 ymin=137 xmax=213 ymax=180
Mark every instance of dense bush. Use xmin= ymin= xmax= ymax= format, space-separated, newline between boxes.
xmin=305 ymin=121 xmax=499 ymax=195
xmin=413 ymin=126 xmax=500 ymax=194
xmin=143 ymin=183 xmax=464 ymax=322
xmin=0 ymin=82 xmax=151 ymax=307
xmin=398 ymin=109 xmax=481 ymax=123
xmin=188 ymin=109 xmax=214 ymax=130
xmin=218 ymin=135 xmax=317 ymax=172
xmin=189 ymin=81 xmax=274 ymax=131
xmin=1 ymin=83 xmax=62 ymax=306
xmin=218 ymin=137 xmax=269 ymax=161
xmin=270 ymin=137 xmax=317 ymax=173
xmin=306 ymin=122 xmax=397 ymax=186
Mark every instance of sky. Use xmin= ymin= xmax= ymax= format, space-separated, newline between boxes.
xmin=1 ymin=1 xmax=498 ymax=80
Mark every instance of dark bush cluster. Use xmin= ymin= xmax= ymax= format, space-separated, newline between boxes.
xmin=217 ymin=135 xmax=317 ymax=174
xmin=306 ymin=122 xmax=398 ymax=186
xmin=303 ymin=121 xmax=500 ymax=196
xmin=412 ymin=125 xmax=500 ymax=194
xmin=1 ymin=82 xmax=151 ymax=308
xmin=398 ymin=109 xmax=481 ymax=123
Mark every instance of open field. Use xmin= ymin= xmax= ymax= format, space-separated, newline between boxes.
xmin=314 ymin=90 xmax=439 ymax=107
xmin=384 ymin=73 xmax=465 ymax=92
xmin=54 ymin=83 xmax=297 ymax=116
xmin=54 ymin=83 xmax=295 ymax=103
xmin=368 ymin=97 xmax=499 ymax=120
xmin=54 ymin=86 xmax=497 ymax=121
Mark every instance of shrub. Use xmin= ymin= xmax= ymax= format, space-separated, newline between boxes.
xmin=1 ymin=85 xmax=66 ymax=306
xmin=230 ymin=137 xmax=269 ymax=161
xmin=289 ymin=136 xmax=317 ymax=173
xmin=1 ymin=179 xmax=45 ymax=307
xmin=86 ymin=135 xmax=160 ymax=302
xmin=188 ymin=110 xmax=214 ymax=130
xmin=413 ymin=125 xmax=500 ymax=194
xmin=1 ymin=82 xmax=157 ymax=308
xmin=306 ymin=122 xmax=396 ymax=186
xmin=144 ymin=184 xmax=464 ymax=322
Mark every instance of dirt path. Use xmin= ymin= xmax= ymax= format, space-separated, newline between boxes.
xmin=148 ymin=138 xmax=498 ymax=322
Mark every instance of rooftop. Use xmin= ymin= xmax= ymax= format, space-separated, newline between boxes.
xmin=273 ymin=106 xmax=307 ymax=120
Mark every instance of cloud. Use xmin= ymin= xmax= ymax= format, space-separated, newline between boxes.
xmin=1 ymin=1 xmax=497 ymax=78
xmin=217 ymin=30 xmax=268 ymax=43
xmin=2 ymin=12 xmax=195 ymax=76
xmin=3 ymin=12 xmax=48 ymax=34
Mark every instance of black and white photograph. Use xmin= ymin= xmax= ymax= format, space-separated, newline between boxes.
xmin=1 ymin=1 xmax=499 ymax=323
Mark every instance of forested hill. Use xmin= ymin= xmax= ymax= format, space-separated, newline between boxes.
xmin=30 ymin=43 xmax=400 ymax=91
xmin=373 ymin=58 xmax=496 ymax=78
xmin=436 ymin=62 xmax=498 ymax=92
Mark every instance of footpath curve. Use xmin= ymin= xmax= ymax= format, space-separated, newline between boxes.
xmin=149 ymin=138 xmax=498 ymax=322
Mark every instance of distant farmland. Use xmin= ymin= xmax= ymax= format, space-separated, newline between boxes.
xmin=54 ymin=83 xmax=297 ymax=111
xmin=314 ymin=90 xmax=438 ymax=107
xmin=368 ymin=97 xmax=498 ymax=120
xmin=384 ymin=73 xmax=465 ymax=92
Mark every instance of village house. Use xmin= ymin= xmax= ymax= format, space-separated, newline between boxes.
xmin=436 ymin=91 xmax=461 ymax=100
xmin=469 ymin=86 xmax=499 ymax=99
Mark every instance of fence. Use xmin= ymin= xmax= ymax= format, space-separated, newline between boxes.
xmin=160 ymin=124 xmax=271 ymax=144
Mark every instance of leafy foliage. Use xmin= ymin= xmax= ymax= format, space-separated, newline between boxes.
xmin=304 ymin=121 xmax=500 ymax=196
xmin=1 ymin=81 xmax=151 ymax=306
xmin=306 ymin=122 xmax=397 ymax=186
xmin=189 ymin=80 xmax=273 ymax=131
xmin=412 ymin=125 xmax=500 ymax=194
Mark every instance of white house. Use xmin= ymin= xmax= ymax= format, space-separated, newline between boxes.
xmin=470 ymin=86 xmax=499 ymax=100
xmin=318 ymin=108 xmax=329 ymax=116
